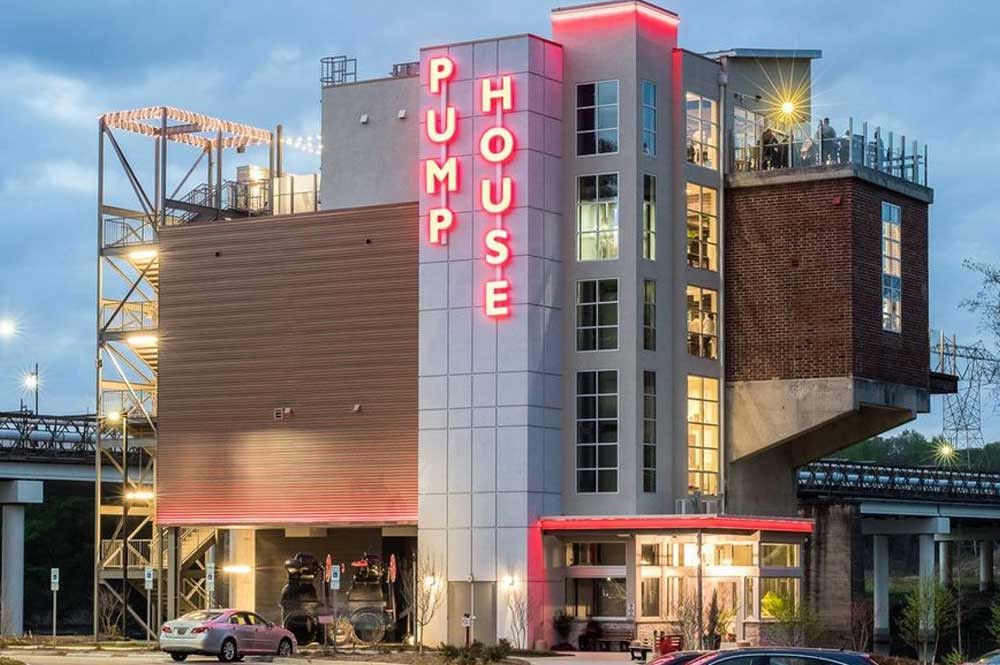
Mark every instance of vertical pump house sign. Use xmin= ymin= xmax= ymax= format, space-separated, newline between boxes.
xmin=424 ymin=55 xmax=515 ymax=319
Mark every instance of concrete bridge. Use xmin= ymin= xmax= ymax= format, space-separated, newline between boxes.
xmin=799 ymin=459 xmax=1000 ymax=652
xmin=0 ymin=411 xmax=144 ymax=636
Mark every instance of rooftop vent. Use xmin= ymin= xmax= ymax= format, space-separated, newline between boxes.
xmin=391 ymin=61 xmax=420 ymax=78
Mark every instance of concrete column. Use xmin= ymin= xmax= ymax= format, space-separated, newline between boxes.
xmin=1 ymin=505 xmax=25 ymax=636
xmin=228 ymin=529 xmax=256 ymax=611
xmin=205 ymin=545 xmax=216 ymax=609
xmin=918 ymin=534 xmax=936 ymax=664
xmin=938 ymin=540 xmax=953 ymax=586
xmin=166 ymin=528 xmax=179 ymax=620
xmin=872 ymin=535 xmax=890 ymax=653
xmin=980 ymin=541 xmax=994 ymax=592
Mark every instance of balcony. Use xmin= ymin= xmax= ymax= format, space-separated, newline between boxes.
xmin=728 ymin=116 xmax=928 ymax=187
xmin=101 ymin=299 xmax=157 ymax=334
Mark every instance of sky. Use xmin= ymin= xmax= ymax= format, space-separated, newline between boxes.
xmin=0 ymin=0 xmax=998 ymax=440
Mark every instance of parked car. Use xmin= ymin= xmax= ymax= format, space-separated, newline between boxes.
xmin=160 ymin=609 xmax=295 ymax=662
xmin=966 ymin=650 xmax=1000 ymax=665
xmin=686 ymin=647 xmax=875 ymax=665
xmin=648 ymin=650 xmax=710 ymax=665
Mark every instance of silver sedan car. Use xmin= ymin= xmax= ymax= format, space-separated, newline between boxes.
xmin=160 ymin=609 xmax=295 ymax=662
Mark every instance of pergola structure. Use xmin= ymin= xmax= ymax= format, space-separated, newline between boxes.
xmin=95 ymin=106 xmax=284 ymax=641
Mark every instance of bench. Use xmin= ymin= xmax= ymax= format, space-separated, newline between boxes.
xmin=595 ymin=626 xmax=635 ymax=651
xmin=629 ymin=641 xmax=652 ymax=661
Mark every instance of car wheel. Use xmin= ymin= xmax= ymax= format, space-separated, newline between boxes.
xmin=170 ymin=655 xmax=188 ymax=662
xmin=278 ymin=638 xmax=293 ymax=656
xmin=218 ymin=637 xmax=238 ymax=662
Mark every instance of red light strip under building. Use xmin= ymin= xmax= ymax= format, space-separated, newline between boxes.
xmin=551 ymin=1 xmax=680 ymax=27
xmin=537 ymin=514 xmax=814 ymax=534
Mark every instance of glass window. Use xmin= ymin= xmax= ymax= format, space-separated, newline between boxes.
xmin=642 ymin=80 xmax=656 ymax=156
xmin=640 ymin=543 xmax=659 ymax=566
xmin=760 ymin=577 xmax=798 ymax=618
xmin=643 ymin=371 xmax=656 ymax=493
xmin=733 ymin=106 xmax=766 ymax=171
xmin=643 ymin=174 xmax=656 ymax=260
xmin=576 ymin=370 xmax=618 ymax=493
xmin=744 ymin=577 xmax=756 ymax=619
xmin=567 ymin=542 xmax=627 ymax=566
xmin=686 ymin=286 xmax=718 ymax=359
xmin=687 ymin=375 xmax=720 ymax=495
xmin=565 ymin=577 xmax=628 ymax=618
xmin=641 ymin=577 xmax=660 ymax=618
xmin=881 ymin=202 xmax=902 ymax=332
xmin=686 ymin=92 xmax=718 ymax=169
xmin=577 ymin=174 xmax=619 ymax=261
xmin=643 ymin=280 xmax=656 ymax=351
xmin=576 ymin=279 xmax=618 ymax=351
xmin=577 ymin=80 xmax=619 ymax=155
xmin=761 ymin=543 xmax=800 ymax=567
xmin=707 ymin=544 xmax=754 ymax=566
xmin=686 ymin=183 xmax=718 ymax=271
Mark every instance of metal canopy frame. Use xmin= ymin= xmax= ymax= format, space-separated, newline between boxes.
xmin=95 ymin=106 xmax=278 ymax=641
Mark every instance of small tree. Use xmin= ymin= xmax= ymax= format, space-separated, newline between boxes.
xmin=507 ymin=586 xmax=528 ymax=650
xmin=761 ymin=592 xmax=821 ymax=647
xmin=97 ymin=587 xmax=122 ymax=638
xmin=675 ymin=594 xmax=701 ymax=649
xmin=987 ymin=598 xmax=1000 ymax=645
xmin=849 ymin=599 xmax=874 ymax=652
xmin=898 ymin=581 xmax=956 ymax=665
xmin=401 ymin=553 xmax=445 ymax=652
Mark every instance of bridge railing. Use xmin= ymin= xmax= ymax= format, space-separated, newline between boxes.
xmin=100 ymin=538 xmax=153 ymax=569
xmin=798 ymin=460 xmax=1000 ymax=502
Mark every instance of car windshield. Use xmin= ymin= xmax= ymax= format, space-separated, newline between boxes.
xmin=179 ymin=610 xmax=225 ymax=622
xmin=975 ymin=653 xmax=1000 ymax=663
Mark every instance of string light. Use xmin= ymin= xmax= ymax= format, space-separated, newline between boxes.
xmin=280 ymin=133 xmax=324 ymax=155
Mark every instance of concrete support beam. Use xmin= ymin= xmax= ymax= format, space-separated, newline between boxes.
xmin=873 ymin=535 xmax=890 ymax=654
xmin=166 ymin=528 xmax=178 ymax=620
xmin=918 ymin=534 xmax=936 ymax=664
xmin=1 ymin=505 xmax=25 ymax=636
xmin=862 ymin=517 xmax=950 ymax=535
xmin=938 ymin=540 xmax=953 ymax=586
xmin=228 ymin=529 xmax=256 ymax=611
xmin=980 ymin=541 xmax=994 ymax=592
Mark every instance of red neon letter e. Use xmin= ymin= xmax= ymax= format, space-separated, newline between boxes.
xmin=485 ymin=279 xmax=511 ymax=318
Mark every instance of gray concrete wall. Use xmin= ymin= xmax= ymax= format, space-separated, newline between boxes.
xmin=321 ymin=76 xmax=419 ymax=209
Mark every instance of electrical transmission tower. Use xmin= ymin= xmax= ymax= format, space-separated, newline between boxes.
xmin=932 ymin=331 xmax=1000 ymax=451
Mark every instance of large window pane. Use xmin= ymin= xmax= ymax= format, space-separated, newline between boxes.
xmin=577 ymin=370 xmax=618 ymax=493
xmin=687 ymin=375 xmax=720 ymax=495
xmin=881 ymin=202 xmax=902 ymax=332
xmin=686 ymin=92 xmax=718 ymax=169
xmin=576 ymin=279 xmax=619 ymax=351
xmin=577 ymin=80 xmax=619 ymax=156
xmin=686 ymin=183 xmax=718 ymax=271
xmin=577 ymin=174 xmax=619 ymax=261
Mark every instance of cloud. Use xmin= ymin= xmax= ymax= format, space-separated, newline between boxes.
xmin=0 ymin=59 xmax=101 ymax=127
xmin=1 ymin=159 xmax=93 ymax=196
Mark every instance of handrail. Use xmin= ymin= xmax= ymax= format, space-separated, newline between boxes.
xmin=798 ymin=460 xmax=1000 ymax=503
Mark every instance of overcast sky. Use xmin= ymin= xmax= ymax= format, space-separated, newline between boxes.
xmin=0 ymin=0 xmax=997 ymax=441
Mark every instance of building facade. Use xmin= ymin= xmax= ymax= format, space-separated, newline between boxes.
xmin=143 ymin=0 xmax=935 ymax=650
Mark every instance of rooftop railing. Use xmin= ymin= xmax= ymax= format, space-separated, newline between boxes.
xmin=729 ymin=117 xmax=928 ymax=187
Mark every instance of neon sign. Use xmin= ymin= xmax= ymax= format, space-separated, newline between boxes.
xmin=424 ymin=55 xmax=514 ymax=319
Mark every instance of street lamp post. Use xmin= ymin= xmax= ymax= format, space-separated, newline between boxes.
xmin=23 ymin=364 xmax=39 ymax=414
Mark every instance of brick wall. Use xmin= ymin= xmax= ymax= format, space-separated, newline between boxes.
xmin=725 ymin=175 xmax=929 ymax=390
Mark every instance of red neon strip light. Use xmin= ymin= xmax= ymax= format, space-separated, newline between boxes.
xmin=537 ymin=515 xmax=814 ymax=534
xmin=551 ymin=2 xmax=679 ymax=27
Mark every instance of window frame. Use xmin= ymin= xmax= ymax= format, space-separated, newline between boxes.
xmin=686 ymin=285 xmax=719 ymax=359
xmin=576 ymin=172 xmax=620 ymax=261
xmin=576 ymin=370 xmax=619 ymax=494
xmin=685 ymin=182 xmax=718 ymax=272
xmin=687 ymin=374 xmax=720 ymax=495
xmin=643 ymin=173 xmax=657 ymax=261
xmin=641 ymin=80 xmax=657 ymax=156
xmin=881 ymin=201 xmax=902 ymax=333
xmin=643 ymin=279 xmax=656 ymax=351
xmin=642 ymin=370 xmax=656 ymax=493
xmin=685 ymin=92 xmax=719 ymax=170
xmin=576 ymin=278 xmax=619 ymax=352
xmin=576 ymin=80 xmax=620 ymax=156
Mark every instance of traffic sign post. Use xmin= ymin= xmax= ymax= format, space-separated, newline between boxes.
xmin=144 ymin=567 xmax=154 ymax=645
xmin=50 ymin=568 xmax=59 ymax=640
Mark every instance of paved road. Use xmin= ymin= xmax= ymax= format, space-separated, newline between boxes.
xmin=1 ymin=652 xmax=298 ymax=665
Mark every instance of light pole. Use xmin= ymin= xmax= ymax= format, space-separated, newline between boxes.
xmin=23 ymin=364 xmax=39 ymax=414
xmin=108 ymin=410 xmax=129 ymax=639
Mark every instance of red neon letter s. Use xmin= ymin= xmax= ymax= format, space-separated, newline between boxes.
xmin=484 ymin=228 xmax=511 ymax=266
xmin=480 ymin=177 xmax=512 ymax=214
xmin=481 ymin=76 xmax=513 ymax=113
xmin=428 ymin=208 xmax=455 ymax=245
xmin=428 ymin=56 xmax=455 ymax=94
xmin=485 ymin=279 xmax=511 ymax=318
xmin=426 ymin=107 xmax=457 ymax=144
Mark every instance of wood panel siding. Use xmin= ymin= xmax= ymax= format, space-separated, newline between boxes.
xmin=156 ymin=203 xmax=418 ymax=526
